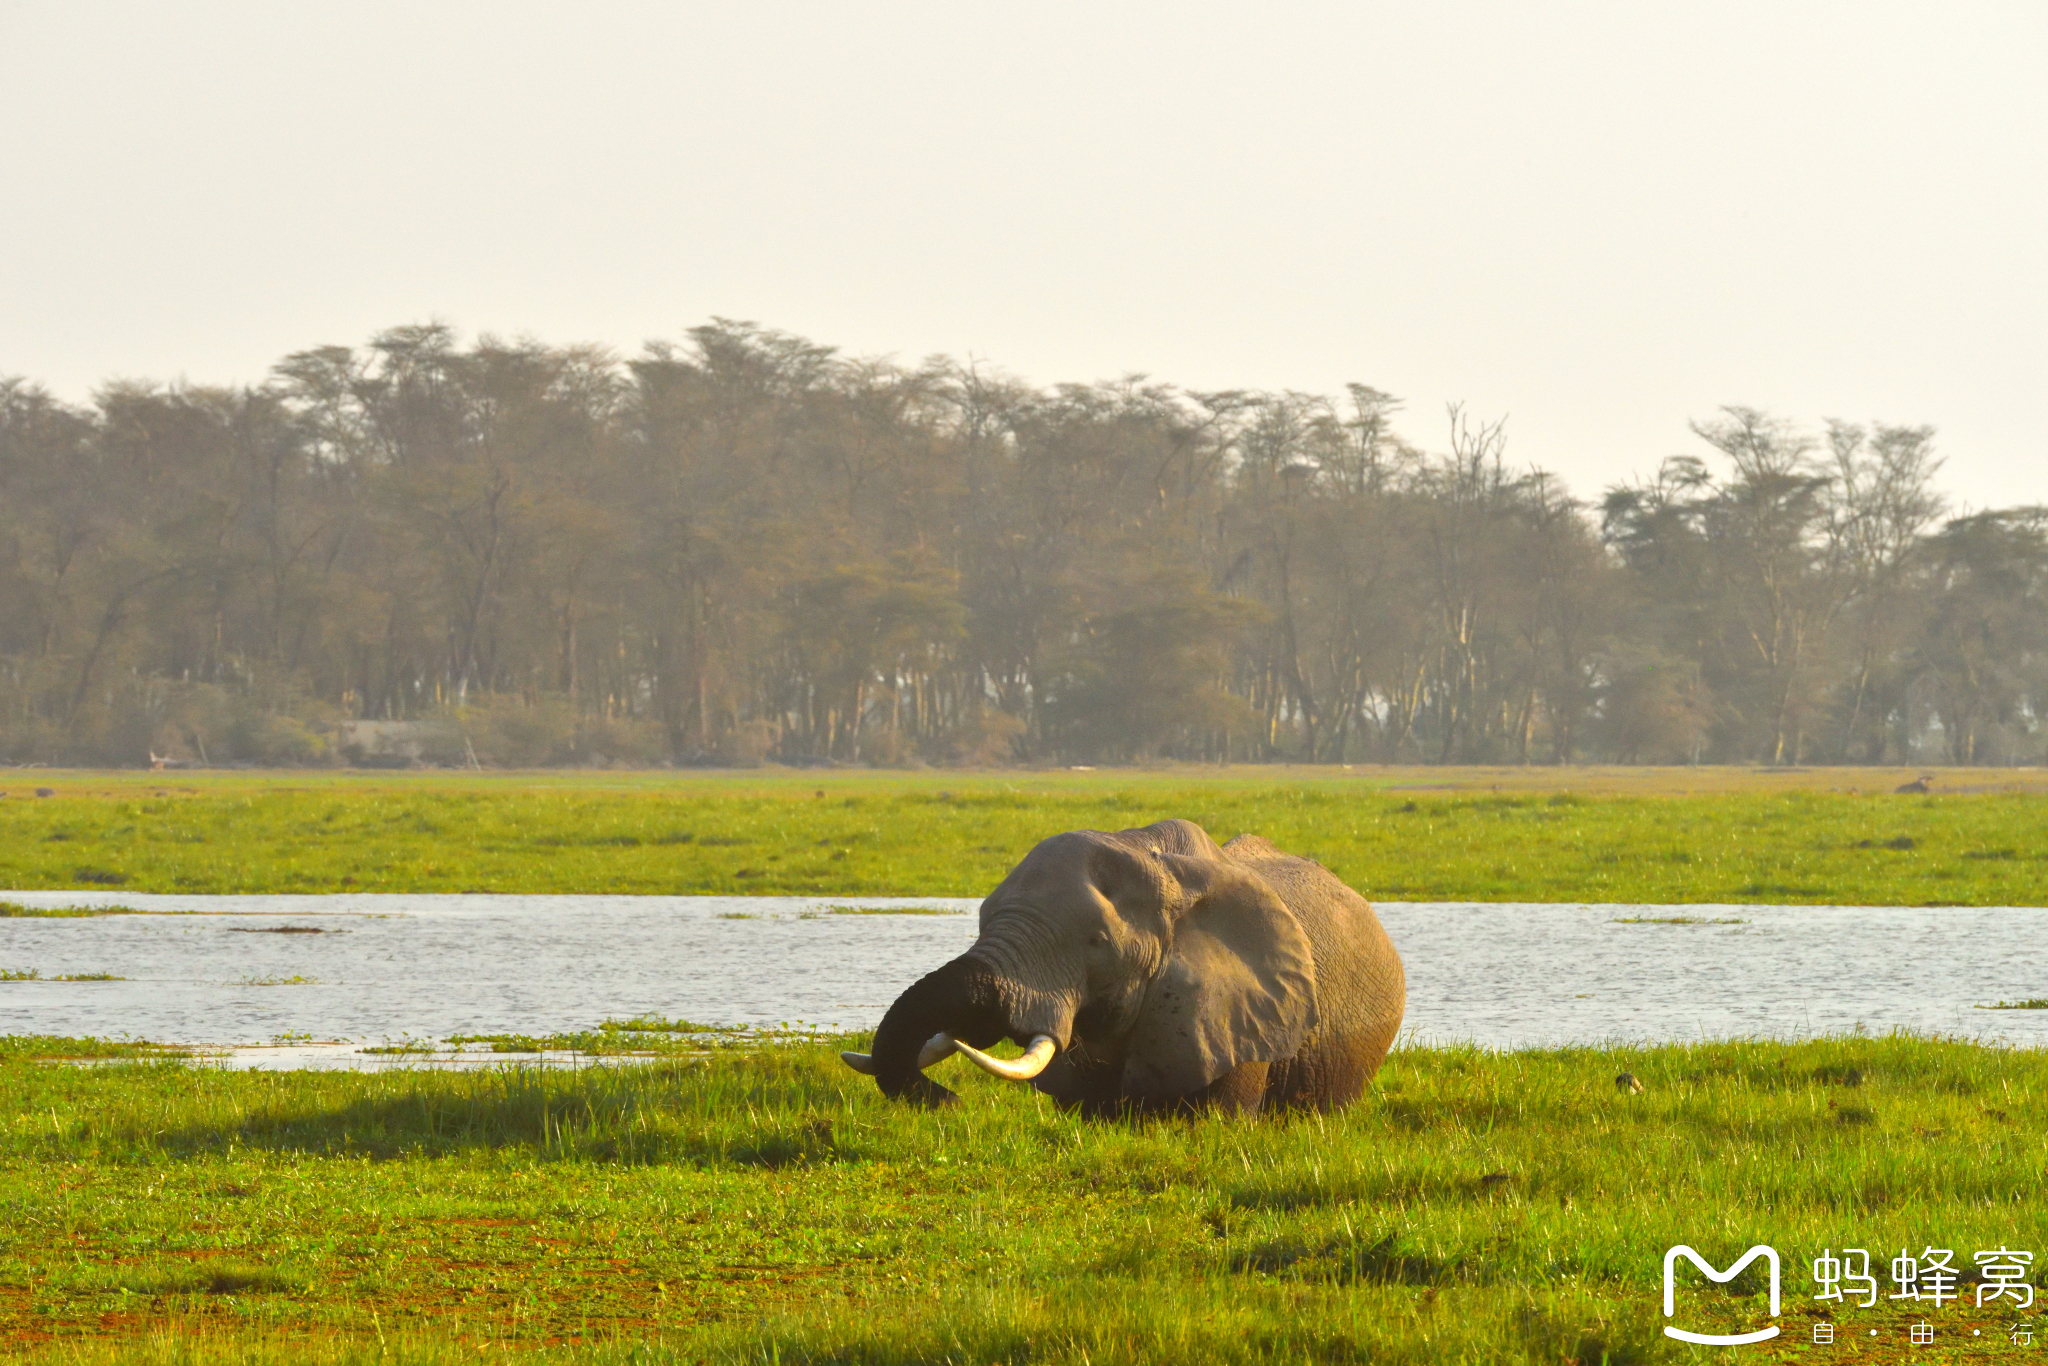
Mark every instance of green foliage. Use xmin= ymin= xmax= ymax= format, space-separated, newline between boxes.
xmin=0 ymin=900 xmax=138 ymax=917
xmin=0 ymin=1035 xmax=188 ymax=1058
xmin=443 ymin=1015 xmax=760 ymax=1054
xmin=3 ymin=334 xmax=2032 ymax=770
xmin=3 ymin=769 xmax=2048 ymax=904
xmin=1 ymin=1033 xmax=2042 ymax=1361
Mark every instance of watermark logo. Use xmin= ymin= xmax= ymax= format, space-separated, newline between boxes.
xmin=1663 ymin=1244 xmax=1781 ymax=1345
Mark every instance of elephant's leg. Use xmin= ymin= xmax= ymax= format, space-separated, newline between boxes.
xmin=1264 ymin=1031 xmax=1387 ymax=1112
xmin=1032 ymin=1040 xmax=1125 ymax=1113
xmin=1192 ymin=1060 xmax=1268 ymax=1115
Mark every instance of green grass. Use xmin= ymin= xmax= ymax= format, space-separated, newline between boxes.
xmin=0 ymin=1035 xmax=189 ymax=1059
xmin=601 ymin=1016 xmax=731 ymax=1034
xmin=444 ymin=1017 xmax=813 ymax=1055
xmin=1 ymin=1032 xmax=2042 ymax=1362
xmin=4 ymin=767 xmax=2048 ymax=903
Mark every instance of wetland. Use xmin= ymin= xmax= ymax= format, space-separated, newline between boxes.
xmin=3 ymin=894 xmax=2048 ymax=1061
xmin=5 ymin=766 xmax=2047 ymax=1362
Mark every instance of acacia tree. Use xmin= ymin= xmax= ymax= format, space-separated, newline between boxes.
xmin=1821 ymin=420 xmax=1946 ymax=759
xmin=2 ymin=326 xmax=2037 ymax=768
xmin=1912 ymin=511 xmax=2048 ymax=763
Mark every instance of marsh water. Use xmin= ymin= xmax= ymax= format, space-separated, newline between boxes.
xmin=3 ymin=892 xmax=2046 ymax=1065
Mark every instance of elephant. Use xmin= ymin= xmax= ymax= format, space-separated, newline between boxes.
xmin=841 ymin=818 xmax=1405 ymax=1114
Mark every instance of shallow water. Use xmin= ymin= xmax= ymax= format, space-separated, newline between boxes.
xmin=3 ymin=893 xmax=2046 ymax=1065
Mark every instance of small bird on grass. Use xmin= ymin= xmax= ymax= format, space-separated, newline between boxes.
xmin=1615 ymin=1072 xmax=1644 ymax=1094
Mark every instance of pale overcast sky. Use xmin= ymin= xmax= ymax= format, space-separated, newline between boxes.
xmin=3 ymin=2 xmax=2043 ymax=510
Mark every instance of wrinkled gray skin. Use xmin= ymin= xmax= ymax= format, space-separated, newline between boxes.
xmin=865 ymin=819 xmax=1405 ymax=1114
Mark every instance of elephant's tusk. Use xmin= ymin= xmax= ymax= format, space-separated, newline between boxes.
xmin=839 ymin=1032 xmax=957 ymax=1076
xmin=951 ymin=1033 xmax=1057 ymax=1082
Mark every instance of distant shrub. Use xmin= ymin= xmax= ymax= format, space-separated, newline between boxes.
xmin=445 ymin=695 xmax=665 ymax=767
xmin=716 ymin=719 xmax=778 ymax=767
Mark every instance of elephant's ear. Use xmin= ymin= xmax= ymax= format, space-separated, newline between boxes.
xmin=1121 ymin=860 xmax=1317 ymax=1100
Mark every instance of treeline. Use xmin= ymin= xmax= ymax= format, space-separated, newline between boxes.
xmin=2 ymin=321 xmax=2043 ymax=768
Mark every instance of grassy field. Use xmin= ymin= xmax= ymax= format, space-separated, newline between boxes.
xmin=2 ymin=1033 xmax=2043 ymax=1363
xmin=6 ymin=766 xmax=2043 ymax=1360
xmin=2 ymin=765 xmax=2046 ymax=904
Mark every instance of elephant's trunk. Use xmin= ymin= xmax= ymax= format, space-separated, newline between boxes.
xmin=866 ymin=954 xmax=1012 ymax=1106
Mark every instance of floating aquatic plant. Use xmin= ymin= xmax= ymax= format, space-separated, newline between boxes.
xmin=1608 ymin=916 xmax=1747 ymax=925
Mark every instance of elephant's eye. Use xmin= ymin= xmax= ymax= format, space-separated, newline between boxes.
xmin=1088 ymin=931 xmax=1109 ymax=946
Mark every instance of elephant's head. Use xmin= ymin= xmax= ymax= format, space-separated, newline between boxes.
xmin=842 ymin=819 xmax=1318 ymax=1108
